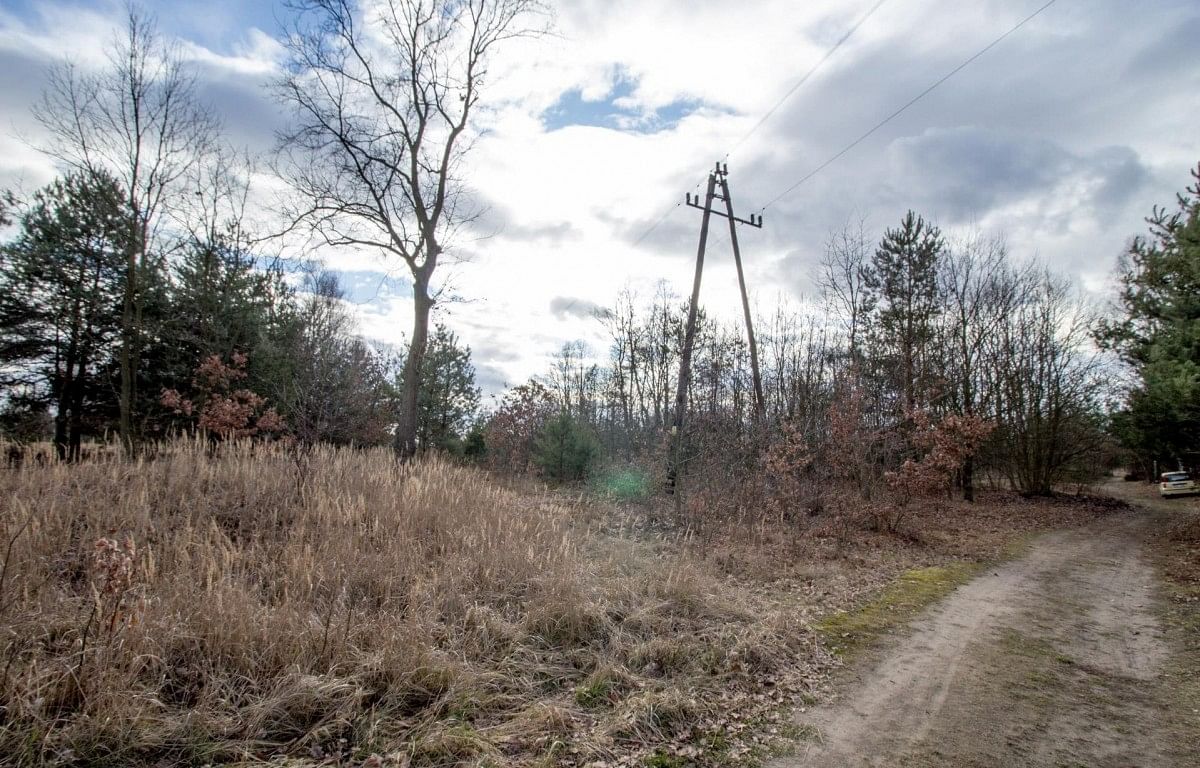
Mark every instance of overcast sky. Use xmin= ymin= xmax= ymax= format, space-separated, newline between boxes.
xmin=2 ymin=0 xmax=1198 ymax=394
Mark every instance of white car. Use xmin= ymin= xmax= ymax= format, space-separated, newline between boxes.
xmin=1160 ymin=471 xmax=1197 ymax=498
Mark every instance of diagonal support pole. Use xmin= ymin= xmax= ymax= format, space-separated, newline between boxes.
xmin=667 ymin=168 xmax=718 ymax=495
xmin=718 ymin=173 xmax=766 ymax=420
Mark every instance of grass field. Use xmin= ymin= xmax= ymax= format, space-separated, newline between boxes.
xmin=0 ymin=442 xmax=1122 ymax=766
xmin=0 ymin=443 xmax=833 ymax=767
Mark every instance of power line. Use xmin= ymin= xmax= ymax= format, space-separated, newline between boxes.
xmin=722 ymin=0 xmax=890 ymax=164
xmin=758 ymin=0 xmax=1062 ymax=212
xmin=630 ymin=201 xmax=682 ymax=248
xmin=629 ymin=0 xmax=888 ymax=247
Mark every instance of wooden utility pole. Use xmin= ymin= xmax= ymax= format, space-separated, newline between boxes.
xmin=718 ymin=172 xmax=766 ymax=420
xmin=667 ymin=162 xmax=764 ymax=494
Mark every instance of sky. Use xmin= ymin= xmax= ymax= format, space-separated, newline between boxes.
xmin=1 ymin=0 xmax=1198 ymax=394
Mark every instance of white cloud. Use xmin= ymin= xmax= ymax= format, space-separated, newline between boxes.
xmin=180 ymin=27 xmax=285 ymax=76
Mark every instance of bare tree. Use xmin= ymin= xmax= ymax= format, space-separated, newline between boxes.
xmin=273 ymin=0 xmax=544 ymax=458
xmin=548 ymin=341 xmax=601 ymax=422
xmin=818 ymin=218 xmax=874 ymax=364
xmin=283 ymin=271 xmax=396 ymax=447
xmin=178 ymin=145 xmax=257 ymax=257
xmin=33 ymin=4 xmax=218 ymax=448
xmin=983 ymin=270 xmax=1107 ymax=495
xmin=937 ymin=232 xmax=1012 ymax=500
xmin=761 ymin=299 xmax=832 ymax=429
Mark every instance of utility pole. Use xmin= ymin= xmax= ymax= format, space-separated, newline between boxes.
xmin=667 ymin=162 xmax=764 ymax=495
xmin=718 ymin=171 xmax=767 ymax=421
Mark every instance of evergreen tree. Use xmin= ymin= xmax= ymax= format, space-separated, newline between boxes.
xmin=151 ymin=233 xmax=297 ymax=428
xmin=864 ymin=211 xmax=945 ymax=415
xmin=409 ymin=323 xmax=481 ymax=453
xmin=0 ymin=191 xmax=42 ymax=384
xmin=533 ymin=411 xmax=601 ymax=481
xmin=0 ymin=171 xmax=129 ymax=457
xmin=1097 ymin=163 xmax=1200 ymax=472
xmin=462 ymin=421 xmax=487 ymax=461
xmin=169 ymin=235 xmax=274 ymax=363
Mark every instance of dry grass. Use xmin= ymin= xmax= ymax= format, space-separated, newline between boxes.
xmin=1146 ymin=507 xmax=1200 ymax=764
xmin=0 ymin=442 xmax=827 ymax=767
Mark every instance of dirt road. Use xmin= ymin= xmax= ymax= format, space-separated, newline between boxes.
xmin=777 ymin=487 xmax=1197 ymax=768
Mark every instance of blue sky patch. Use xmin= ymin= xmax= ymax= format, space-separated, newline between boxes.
xmin=334 ymin=270 xmax=408 ymax=306
xmin=3 ymin=0 xmax=287 ymax=52
xmin=542 ymin=74 xmax=706 ymax=133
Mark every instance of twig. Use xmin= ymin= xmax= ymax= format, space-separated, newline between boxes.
xmin=317 ymin=587 xmax=338 ymax=665
xmin=73 ymin=600 xmax=98 ymax=707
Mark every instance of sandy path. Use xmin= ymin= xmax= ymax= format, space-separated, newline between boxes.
xmin=775 ymin=494 xmax=1185 ymax=768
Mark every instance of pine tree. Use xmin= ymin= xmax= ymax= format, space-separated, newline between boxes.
xmin=533 ymin=411 xmax=601 ymax=481
xmin=405 ymin=323 xmax=481 ymax=453
xmin=153 ymin=232 xmax=290 ymax=419
xmin=170 ymin=235 xmax=272 ymax=362
xmin=864 ymin=211 xmax=945 ymax=415
xmin=1098 ymin=163 xmax=1200 ymax=472
xmin=0 ymin=171 xmax=129 ymax=457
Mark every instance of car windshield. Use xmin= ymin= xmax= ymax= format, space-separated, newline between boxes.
xmin=1163 ymin=472 xmax=1191 ymax=482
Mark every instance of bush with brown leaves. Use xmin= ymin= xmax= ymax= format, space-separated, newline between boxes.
xmin=161 ymin=353 xmax=285 ymax=440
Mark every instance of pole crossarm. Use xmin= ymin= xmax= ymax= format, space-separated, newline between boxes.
xmin=685 ymin=193 xmax=764 ymax=228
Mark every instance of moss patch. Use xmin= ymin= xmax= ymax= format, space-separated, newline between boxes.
xmin=816 ymin=562 xmax=982 ymax=658
xmin=643 ymin=750 xmax=689 ymax=768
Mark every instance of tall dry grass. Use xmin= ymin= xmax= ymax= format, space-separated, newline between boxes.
xmin=0 ymin=441 xmax=821 ymax=766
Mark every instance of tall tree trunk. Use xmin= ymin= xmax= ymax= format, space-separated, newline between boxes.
xmin=56 ymin=303 xmax=82 ymax=462
xmin=53 ymin=399 xmax=69 ymax=462
xmin=68 ymin=373 xmax=85 ymax=463
xmin=395 ymin=278 xmax=433 ymax=459
xmin=68 ymin=414 xmax=83 ymax=461
xmin=119 ymin=235 xmax=137 ymax=452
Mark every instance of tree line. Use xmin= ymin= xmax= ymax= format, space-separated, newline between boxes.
xmin=481 ymin=210 xmax=1115 ymax=501
xmin=0 ymin=4 xmax=497 ymax=460
xmin=0 ymin=161 xmax=481 ymax=457
xmin=0 ymin=1 xmax=536 ymax=460
xmin=485 ymin=165 xmax=1200 ymax=502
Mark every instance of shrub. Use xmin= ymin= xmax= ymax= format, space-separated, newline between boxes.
xmin=482 ymin=379 xmax=555 ymax=473
xmin=462 ymin=422 xmax=487 ymax=461
xmin=533 ymin=412 xmax=601 ymax=481
xmin=161 ymin=353 xmax=284 ymax=441
xmin=763 ymin=419 xmax=815 ymax=523
xmin=881 ymin=410 xmax=993 ymax=530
